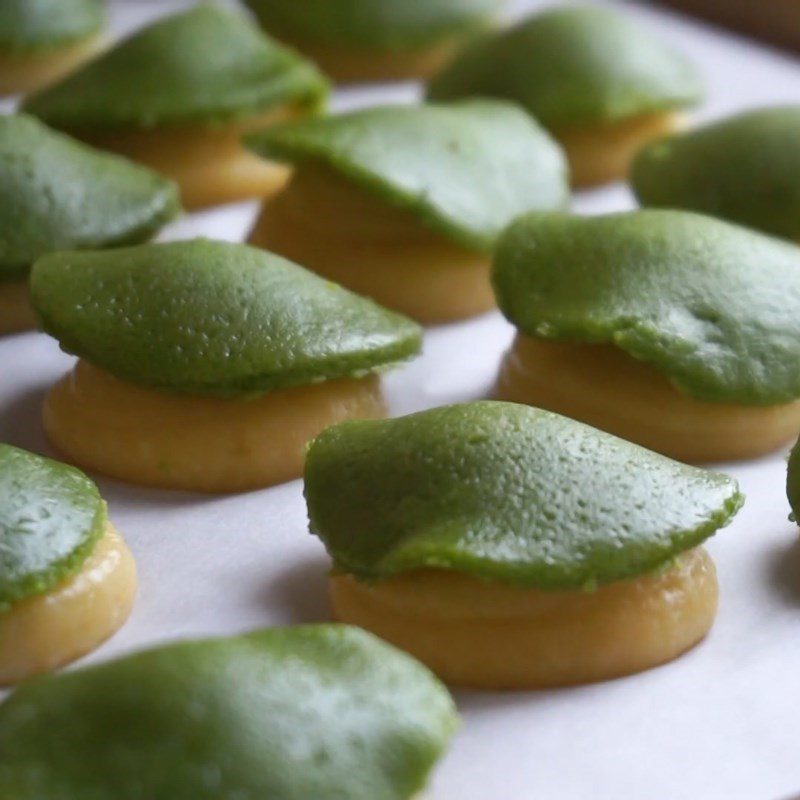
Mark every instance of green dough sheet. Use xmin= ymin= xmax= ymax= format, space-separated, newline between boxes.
xmin=0 ymin=0 xmax=103 ymax=52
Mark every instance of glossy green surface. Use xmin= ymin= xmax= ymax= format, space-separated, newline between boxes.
xmin=0 ymin=0 xmax=103 ymax=52
xmin=305 ymin=402 xmax=742 ymax=588
xmin=0 ymin=624 xmax=458 ymax=800
xmin=493 ymin=210 xmax=800 ymax=405
xmin=31 ymin=239 xmax=422 ymax=396
xmin=23 ymin=4 xmax=328 ymax=131
xmin=427 ymin=5 xmax=703 ymax=129
xmin=0 ymin=115 xmax=179 ymax=282
xmin=247 ymin=101 xmax=568 ymax=252
xmin=0 ymin=444 xmax=105 ymax=610
xmin=245 ymin=0 xmax=502 ymax=49
xmin=633 ymin=106 xmax=800 ymax=240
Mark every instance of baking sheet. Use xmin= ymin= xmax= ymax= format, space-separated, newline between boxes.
xmin=2 ymin=1 xmax=800 ymax=798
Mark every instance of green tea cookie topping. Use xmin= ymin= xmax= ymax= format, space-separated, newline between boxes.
xmin=0 ymin=444 xmax=105 ymax=610
xmin=0 ymin=0 xmax=103 ymax=52
xmin=305 ymin=402 xmax=742 ymax=588
xmin=427 ymin=5 xmax=703 ymax=130
xmin=23 ymin=4 xmax=329 ymax=131
xmin=246 ymin=101 xmax=569 ymax=252
xmin=244 ymin=0 xmax=503 ymax=50
xmin=493 ymin=210 xmax=800 ymax=405
xmin=787 ymin=436 xmax=800 ymax=523
xmin=632 ymin=106 xmax=800 ymax=241
xmin=0 ymin=115 xmax=179 ymax=283
xmin=0 ymin=624 xmax=458 ymax=800
xmin=31 ymin=239 xmax=422 ymax=396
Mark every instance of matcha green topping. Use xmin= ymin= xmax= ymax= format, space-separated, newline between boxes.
xmin=493 ymin=210 xmax=800 ymax=405
xmin=427 ymin=5 xmax=703 ymax=129
xmin=244 ymin=0 xmax=503 ymax=50
xmin=31 ymin=238 xmax=422 ymax=396
xmin=633 ymin=106 xmax=800 ymax=241
xmin=787 ymin=436 xmax=800 ymax=523
xmin=0 ymin=0 xmax=103 ymax=53
xmin=23 ymin=4 xmax=329 ymax=131
xmin=0 ymin=624 xmax=458 ymax=800
xmin=247 ymin=101 xmax=568 ymax=252
xmin=0 ymin=443 xmax=105 ymax=611
xmin=305 ymin=402 xmax=742 ymax=589
xmin=0 ymin=115 xmax=179 ymax=283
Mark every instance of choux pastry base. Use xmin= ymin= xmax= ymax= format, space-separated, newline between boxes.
xmin=331 ymin=547 xmax=718 ymax=689
xmin=0 ymin=280 xmax=37 ymax=335
xmin=44 ymin=359 xmax=387 ymax=493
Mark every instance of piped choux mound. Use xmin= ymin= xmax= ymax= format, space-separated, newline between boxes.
xmin=244 ymin=0 xmax=505 ymax=83
xmin=31 ymin=239 xmax=421 ymax=492
xmin=304 ymin=401 xmax=743 ymax=689
xmin=0 ymin=625 xmax=458 ymax=800
xmin=427 ymin=5 xmax=703 ymax=187
xmin=633 ymin=106 xmax=800 ymax=241
xmin=0 ymin=115 xmax=179 ymax=336
xmin=0 ymin=444 xmax=136 ymax=686
xmin=0 ymin=0 xmax=104 ymax=96
xmin=23 ymin=5 xmax=329 ymax=210
xmin=246 ymin=101 xmax=568 ymax=323
xmin=492 ymin=210 xmax=800 ymax=463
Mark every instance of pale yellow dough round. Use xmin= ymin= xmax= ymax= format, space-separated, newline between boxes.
xmin=281 ymin=36 xmax=468 ymax=83
xmin=0 ymin=34 xmax=102 ymax=96
xmin=44 ymin=359 xmax=387 ymax=493
xmin=496 ymin=334 xmax=800 ymax=463
xmin=0 ymin=523 xmax=137 ymax=686
xmin=332 ymin=547 xmax=718 ymax=689
xmin=249 ymin=165 xmax=494 ymax=324
xmin=80 ymin=109 xmax=295 ymax=210
xmin=555 ymin=111 xmax=683 ymax=188
xmin=0 ymin=279 xmax=37 ymax=335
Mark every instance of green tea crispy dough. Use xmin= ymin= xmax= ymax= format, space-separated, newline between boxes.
xmin=492 ymin=210 xmax=800 ymax=405
xmin=0 ymin=443 xmax=105 ymax=611
xmin=305 ymin=401 xmax=743 ymax=589
xmin=22 ymin=4 xmax=329 ymax=131
xmin=427 ymin=5 xmax=703 ymax=130
xmin=31 ymin=239 xmax=423 ymax=397
xmin=0 ymin=0 xmax=103 ymax=52
xmin=0 ymin=115 xmax=179 ymax=283
xmin=246 ymin=101 xmax=569 ymax=253
xmin=787 ymin=437 xmax=800 ymax=522
xmin=0 ymin=624 xmax=458 ymax=800
xmin=244 ymin=0 xmax=503 ymax=50
xmin=632 ymin=106 xmax=800 ymax=241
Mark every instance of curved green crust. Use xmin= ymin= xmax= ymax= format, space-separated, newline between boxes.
xmin=22 ymin=4 xmax=329 ymax=132
xmin=31 ymin=239 xmax=422 ymax=397
xmin=788 ymin=437 xmax=800 ymax=523
xmin=427 ymin=5 xmax=703 ymax=129
xmin=0 ymin=115 xmax=180 ymax=283
xmin=0 ymin=444 xmax=105 ymax=611
xmin=633 ymin=107 xmax=800 ymax=241
xmin=0 ymin=624 xmax=457 ymax=799
xmin=246 ymin=101 xmax=568 ymax=252
xmin=0 ymin=0 xmax=103 ymax=53
xmin=493 ymin=210 xmax=800 ymax=405
xmin=305 ymin=402 xmax=742 ymax=589
xmin=244 ymin=0 xmax=503 ymax=50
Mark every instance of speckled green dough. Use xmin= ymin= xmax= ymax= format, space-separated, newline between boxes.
xmin=492 ymin=210 xmax=800 ymax=405
xmin=305 ymin=402 xmax=742 ymax=589
xmin=23 ymin=4 xmax=329 ymax=131
xmin=0 ymin=115 xmax=179 ymax=283
xmin=246 ymin=101 xmax=568 ymax=252
xmin=787 ymin=437 xmax=800 ymax=522
xmin=0 ymin=444 xmax=105 ymax=611
xmin=244 ymin=0 xmax=502 ymax=49
xmin=632 ymin=107 xmax=800 ymax=241
xmin=0 ymin=624 xmax=458 ymax=800
xmin=427 ymin=5 xmax=703 ymax=129
xmin=31 ymin=239 xmax=422 ymax=396
xmin=0 ymin=0 xmax=103 ymax=52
